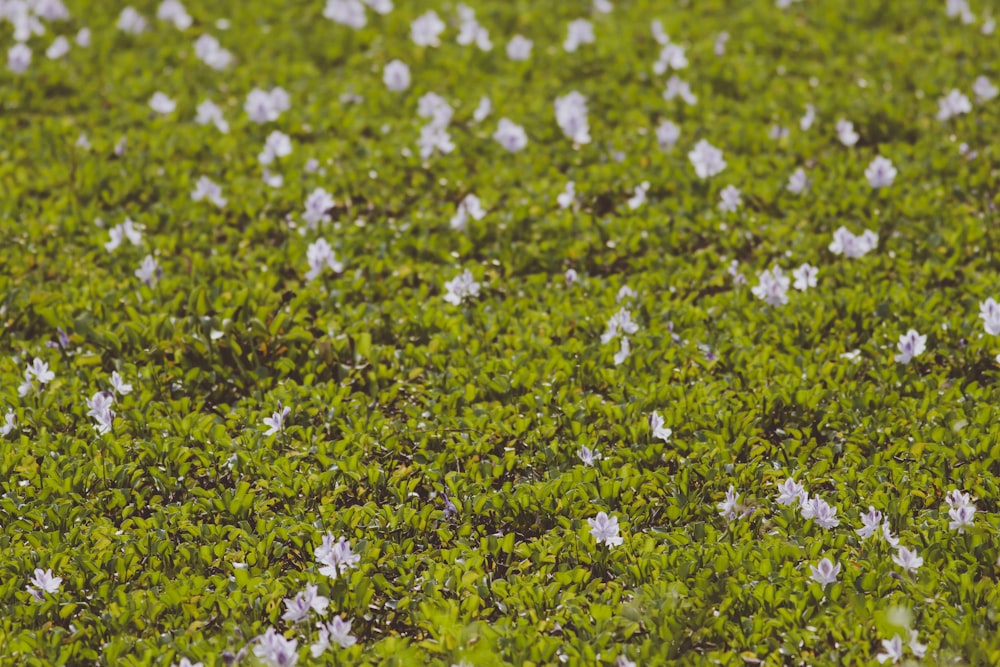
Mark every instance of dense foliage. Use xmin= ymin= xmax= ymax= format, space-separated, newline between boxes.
xmin=2 ymin=0 xmax=1000 ymax=665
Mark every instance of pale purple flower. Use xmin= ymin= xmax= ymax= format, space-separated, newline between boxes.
xmin=411 ymin=11 xmax=445 ymax=47
xmin=281 ymin=584 xmax=329 ymax=623
xmin=455 ymin=7 xmax=491 ymax=51
xmin=865 ymin=156 xmax=897 ymax=188
xmin=493 ymin=118 xmax=528 ymax=152
xmin=909 ymin=631 xmax=928 ymax=658
xmin=8 ymin=44 xmax=32 ymax=74
xmin=649 ymin=411 xmax=672 ymax=442
xmin=829 ymin=226 xmax=878 ymax=258
xmin=881 ymin=522 xmax=900 ymax=548
xmin=117 ymin=7 xmax=147 ymax=34
xmin=769 ymin=125 xmax=789 ymax=140
xmin=506 ymin=35 xmax=532 ymax=61
xmin=315 ymin=534 xmax=361 ymax=579
xmin=194 ymin=34 xmax=233 ymax=70
xmin=191 ymin=176 xmax=226 ymax=208
xmin=557 ymin=181 xmax=576 ymax=209
xmin=651 ymin=20 xmax=668 ymax=45
xmin=717 ymin=486 xmax=741 ymax=520
xmin=26 ymin=568 xmax=62 ymax=600
xmin=727 ymin=260 xmax=746 ymax=285
xmin=554 ymin=92 xmax=591 ymax=144
xmin=323 ymin=0 xmax=366 ymax=29
xmin=253 ymin=628 xmax=299 ymax=667
xmin=564 ymin=19 xmax=595 ymax=52
xmin=978 ymin=298 xmax=1000 ymax=335
xmin=0 ymin=410 xmax=16 ymax=437
xmin=245 ymin=87 xmax=290 ymax=124
xmin=688 ymin=140 xmax=726 ymax=178
xmin=417 ymin=92 xmax=453 ymax=125
xmin=27 ymin=358 xmax=55 ymax=385
xmin=46 ymin=36 xmax=70 ymax=60
xmin=305 ymin=239 xmax=344 ymax=281
xmin=594 ymin=0 xmax=613 ymax=12
xmin=613 ymin=336 xmax=630 ymax=365
xmin=263 ymin=403 xmax=290 ymax=436
xmin=564 ymin=268 xmax=579 ymax=285
xmin=786 ymin=167 xmax=809 ymax=194
xmin=809 ymin=558 xmax=840 ymax=589
xmin=627 ymin=182 xmax=649 ymax=210
xmin=417 ymin=123 xmax=454 ymax=159
xmin=149 ymin=92 xmax=176 ymax=115
xmin=948 ymin=504 xmax=975 ymax=533
xmin=577 ymin=445 xmax=601 ymax=466
xmin=836 ymin=119 xmax=859 ymax=146
xmin=800 ymin=496 xmax=839 ymax=529
xmin=937 ymin=89 xmax=972 ymax=121
xmin=105 ymin=218 xmax=143 ymax=252
xmin=616 ymin=285 xmax=636 ymax=303
xmin=588 ymin=511 xmax=623 ymax=547
xmin=892 ymin=546 xmax=923 ymax=572
xmin=792 ymin=263 xmax=818 ymax=291
xmin=973 ymin=76 xmax=997 ymax=103
xmin=800 ymin=104 xmax=816 ymax=131
xmin=303 ymin=189 xmax=335 ymax=228
xmin=751 ymin=266 xmax=790 ymax=306
xmin=714 ymin=31 xmax=729 ymax=56
xmin=653 ymin=43 xmax=687 ymax=74
xmin=663 ymin=75 xmax=697 ymax=105
xmin=259 ymin=131 xmax=293 ymax=165
xmin=450 ymin=194 xmax=486 ymax=231
xmin=157 ymin=0 xmax=192 ymax=29
xmin=775 ymin=478 xmax=806 ymax=506
xmin=472 ymin=96 xmax=491 ymax=123
xmin=945 ymin=489 xmax=974 ymax=510
xmin=655 ymin=120 xmax=680 ymax=150
xmin=600 ymin=307 xmax=639 ymax=344
xmin=718 ymin=185 xmax=741 ymax=213
xmin=383 ymin=60 xmax=410 ymax=91
xmin=893 ymin=329 xmax=926 ymax=364
xmin=311 ymin=616 xmax=357 ymax=656
xmin=135 ymin=255 xmax=160 ymax=286
xmin=110 ymin=371 xmax=133 ymax=396
xmin=195 ymin=100 xmax=229 ymax=133
xmin=76 ymin=28 xmax=91 ymax=47
xmin=443 ymin=269 xmax=480 ymax=305
xmin=855 ymin=506 xmax=883 ymax=539
xmin=876 ymin=635 xmax=904 ymax=664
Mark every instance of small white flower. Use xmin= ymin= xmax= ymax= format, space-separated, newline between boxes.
xmin=8 ymin=44 xmax=32 ymax=74
xmin=109 ymin=371 xmax=133 ymax=396
xmin=493 ymin=118 xmax=528 ymax=152
xmin=973 ymin=76 xmax=998 ymax=103
xmin=305 ymin=239 xmax=344 ymax=281
xmin=194 ymin=34 xmax=233 ymax=70
xmin=876 ymin=635 xmax=904 ymax=664
xmin=717 ymin=486 xmax=742 ymax=520
xmin=472 ymin=96 xmax=491 ymax=123
xmin=135 ymin=255 xmax=160 ymax=286
xmin=303 ymin=188 xmax=335 ymax=228
xmin=195 ymin=100 xmax=230 ymax=133
xmin=663 ymin=75 xmax=697 ymax=105
xmin=651 ymin=19 xmax=668 ymax=45
xmin=800 ymin=104 xmax=816 ymax=131
xmin=117 ymin=7 xmax=148 ymax=34
xmin=627 ymin=182 xmax=649 ymax=210
xmin=587 ymin=511 xmax=623 ymax=547
xmin=649 ymin=411 xmax=672 ymax=442
xmin=688 ymin=140 xmax=726 ymax=179
xmin=263 ymin=403 xmax=290 ymax=436
xmin=506 ymin=35 xmax=532 ymax=61
xmin=557 ymin=181 xmax=576 ymax=209
xmin=383 ymin=60 xmax=411 ymax=92
xmin=281 ymin=583 xmax=329 ymax=623
xmin=600 ymin=308 xmax=639 ymax=344
xmin=855 ymin=506 xmax=882 ymax=539
xmin=909 ymin=630 xmax=928 ymax=658
xmin=653 ymin=43 xmax=687 ymax=74
xmin=76 ymin=28 xmax=92 ymax=47
xmin=253 ymin=629 xmax=299 ymax=667
xmin=0 ymin=410 xmax=16 ymax=437
xmin=443 ymin=269 xmax=481 ymax=305
xmin=786 ymin=167 xmax=809 ymax=194
xmin=809 ymin=558 xmax=841 ymax=589
xmin=577 ymin=445 xmax=601 ymax=466
xmin=311 ymin=616 xmax=357 ymax=656
xmin=865 ymin=156 xmax=897 ymax=188
xmin=259 ymin=131 xmax=293 ymax=165
xmin=27 ymin=358 xmax=55 ymax=385
xmin=315 ymin=534 xmax=361 ymax=579
xmin=893 ymin=329 xmax=927 ymax=364
xmin=829 ymin=226 xmax=878 ymax=258
xmin=411 ymin=10 xmax=445 ymax=47
xmin=718 ymin=185 xmax=741 ymax=213
xmin=892 ymin=546 xmax=923 ymax=572
xmin=937 ymin=89 xmax=972 ymax=121
xmin=157 ymin=0 xmax=192 ymax=30
xmin=149 ymin=92 xmax=176 ymax=115
xmin=46 ymin=36 xmax=70 ymax=60
xmin=836 ymin=119 xmax=859 ymax=146
xmin=191 ymin=176 xmax=227 ymax=208
xmin=554 ymin=92 xmax=591 ymax=144
xmin=450 ymin=194 xmax=486 ymax=231
xmin=324 ymin=0 xmax=366 ymax=29
xmin=564 ymin=18 xmax=595 ymax=52
xmin=655 ymin=120 xmax=680 ymax=150
xmin=751 ymin=266 xmax=790 ymax=306
xmin=800 ymin=495 xmax=839 ymax=529
xmin=26 ymin=568 xmax=62 ymax=600
xmin=775 ymin=478 xmax=806 ymax=506
xmin=792 ymin=263 xmax=818 ymax=291
xmin=613 ymin=336 xmax=630 ymax=365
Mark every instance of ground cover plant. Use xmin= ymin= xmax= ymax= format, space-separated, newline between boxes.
xmin=1 ymin=0 xmax=1000 ymax=664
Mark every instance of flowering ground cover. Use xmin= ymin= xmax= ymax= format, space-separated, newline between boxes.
xmin=2 ymin=0 xmax=1000 ymax=665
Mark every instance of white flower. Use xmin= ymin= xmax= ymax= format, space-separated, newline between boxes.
xmin=600 ymin=307 xmax=639 ymax=344
xmin=893 ymin=329 xmax=927 ymax=364
xmin=26 ymin=568 xmax=62 ymax=600
xmin=717 ymin=486 xmax=741 ymax=520
xmin=564 ymin=19 xmax=595 ymax=52
xmin=973 ymin=76 xmax=998 ymax=103
xmin=865 ymin=156 xmax=897 ymax=188
xmin=881 ymin=522 xmax=900 ymax=548
xmin=786 ymin=167 xmax=809 ymax=194
xmin=909 ymin=631 xmax=928 ymax=658
xmin=751 ymin=266 xmax=790 ymax=306
xmin=651 ymin=19 xmax=668 ymax=45
xmin=456 ymin=6 xmax=491 ymax=51
xmin=493 ymin=118 xmax=528 ymax=152
xmin=365 ymin=0 xmax=393 ymax=15
xmin=649 ymin=411 xmax=672 ymax=442
xmin=417 ymin=92 xmax=453 ymax=125
xmin=315 ymin=534 xmax=361 ymax=579
xmin=443 ymin=269 xmax=480 ymax=305
xmin=836 ymin=119 xmax=859 ymax=146
xmin=245 ymin=87 xmax=290 ymax=124
xmin=383 ymin=60 xmax=410 ymax=91
xmin=0 ymin=410 xmax=16 ymax=437
xmin=104 ymin=218 xmax=143 ymax=253
xmin=829 ymin=226 xmax=878 ymax=258
xmin=663 ymin=75 xmax=697 ymax=105
xmin=613 ymin=336 xmax=630 ymax=365
xmin=411 ymin=11 xmax=445 ymax=47
xmin=587 ymin=511 xmax=623 ymax=547
xmin=948 ymin=504 xmax=975 ymax=533
xmin=76 ymin=28 xmax=92 ymax=47
xmin=195 ymin=100 xmax=229 ymax=133
xmin=472 ymin=96 xmax=491 ymax=123
xmin=775 ymin=478 xmax=806 ymax=506
xmin=616 ymin=285 xmax=636 ymax=303
xmin=117 ymin=7 xmax=147 ymax=34
xmin=157 ymin=0 xmax=192 ymax=29
xmin=253 ymin=628 xmax=299 ymax=667
xmin=855 ymin=506 xmax=883 ymax=539
xmin=718 ymin=185 xmax=741 ymax=212
xmin=46 ymin=36 xmax=70 ymax=60
xmin=194 ymin=34 xmax=233 ymax=70
xmin=556 ymin=181 xmax=577 ymax=209
xmin=303 ymin=188 xmax=335 ymax=228
xmin=305 ymin=239 xmax=344 ymax=281
xmin=506 ymin=35 xmax=532 ymax=61
xmin=876 ymin=635 xmax=904 ymax=664
xmin=727 ymin=259 xmax=746 ymax=285
xmin=688 ymin=140 xmax=726 ymax=179
xmin=655 ymin=120 xmax=680 ymax=150
xmin=945 ymin=489 xmax=974 ymax=510
xmin=417 ymin=124 xmax=455 ymax=159
xmin=263 ymin=403 xmax=290 ymax=436
xmin=191 ymin=176 xmax=226 ymax=208
xmin=800 ymin=104 xmax=816 ymax=131
xmin=281 ymin=584 xmax=329 ymax=623
xmin=450 ymin=194 xmax=486 ymax=231
xmin=653 ymin=44 xmax=687 ymax=74
xmin=809 ymin=558 xmax=840 ymax=589
xmin=135 ymin=255 xmax=160 ymax=286
xmin=577 ymin=445 xmax=601 ymax=466
xmin=594 ymin=0 xmax=613 ymax=12
xmin=792 ymin=263 xmax=817 ymax=291
xmin=259 ymin=131 xmax=293 ymax=165
xmin=983 ymin=16 xmax=996 ymax=34
xmin=311 ymin=616 xmax=357 ymax=656
xmin=8 ymin=44 xmax=32 ymax=74
xmin=892 ymin=546 xmax=923 ymax=572
xmin=800 ymin=496 xmax=839 ymax=529
xmin=937 ymin=89 xmax=972 ymax=121
xmin=324 ymin=0 xmax=366 ymax=29
xmin=554 ymin=92 xmax=591 ymax=144
xmin=627 ymin=182 xmax=649 ymax=210
xmin=110 ymin=371 xmax=133 ymax=396
xmin=714 ymin=31 xmax=729 ymax=55
xmin=149 ymin=92 xmax=176 ymax=115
